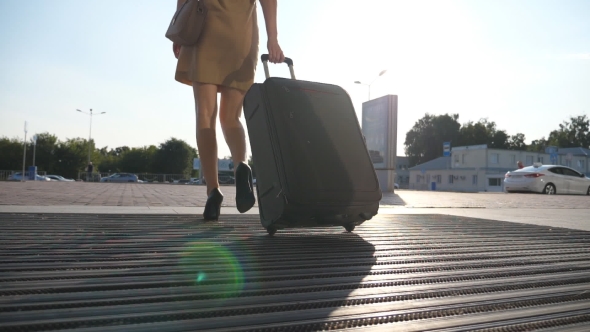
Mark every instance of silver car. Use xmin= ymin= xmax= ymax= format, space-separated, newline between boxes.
xmin=100 ymin=173 xmax=140 ymax=183
xmin=504 ymin=164 xmax=590 ymax=195
xmin=7 ymin=172 xmax=51 ymax=181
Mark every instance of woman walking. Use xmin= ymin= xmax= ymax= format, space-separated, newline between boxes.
xmin=173 ymin=0 xmax=285 ymax=221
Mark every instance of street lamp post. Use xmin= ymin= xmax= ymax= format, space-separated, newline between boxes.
xmin=21 ymin=121 xmax=27 ymax=182
xmin=32 ymin=134 xmax=38 ymax=167
xmin=77 ymin=109 xmax=106 ymax=164
xmin=354 ymin=69 xmax=388 ymax=101
xmin=31 ymin=134 xmax=37 ymax=181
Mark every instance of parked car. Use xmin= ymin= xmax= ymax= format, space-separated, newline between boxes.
xmin=504 ymin=163 xmax=590 ymax=195
xmin=46 ymin=175 xmax=75 ymax=182
xmin=192 ymin=175 xmax=236 ymax=185
xmin=218 ymin=175 xmax=235 ymax=184
xmin=7 ymin=172 xmax=51 ymax=181
xmin=100 ymin=173 xmax=140 ymax=183
xmin=189 ymin=178 xmax=202 ymax=185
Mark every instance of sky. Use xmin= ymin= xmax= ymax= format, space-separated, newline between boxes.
xmin=1 ymin=0 xmax=589 ymax=160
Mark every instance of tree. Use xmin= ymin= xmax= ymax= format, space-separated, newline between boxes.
xmin=507 ymin=133 xmax=527 ymax=151
xmin=52 ymin=138 xmax=89 ymax=179
xmin=456 ymin=118 xmax=511 ymax=149
xmin=0 ymin=137 xmax=24 ymax=170
xmin=404 ymin=113 xmax=461 ymax=167
xmin=152 ymin=138 xmax=197 ymax=175
xmin=490 ymin=130 xmax=509 ymax=149
xmin=118 ymin=146 xmax=157 ymax=173
xmin=97 ymin=155 xmax=120 ymax=174
xmin=548 ymin=115 xmax=590 ymax=148
xmin=115 ymin=146 xmax=131 ymax=156
xmin=527 ymin=137 xmax=548 ymax=152
xmin=27 ymin=132 xmax=59 ymax=172
xmin=457 ymin=120 xmax=489 ymax=147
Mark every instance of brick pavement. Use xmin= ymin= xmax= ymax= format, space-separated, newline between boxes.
xmin=382 ymin=190 xmax=590 ymax=208
xmin=0 ymin=182 xmax=220 ymax=207
xmin=0 ymin=181 xmax=588 ymax=209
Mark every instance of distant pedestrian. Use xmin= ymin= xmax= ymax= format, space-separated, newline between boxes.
xmin=86 ymin=162 xmax=94 ymax=182
xmin=517 ymin=161 xmax=524 ymax=169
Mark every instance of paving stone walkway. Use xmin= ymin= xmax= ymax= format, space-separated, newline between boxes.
xmin=0 ymin=181 xmax=588 ymax=209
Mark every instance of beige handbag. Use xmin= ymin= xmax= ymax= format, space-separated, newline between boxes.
xmin=165 ymin=0 xmax=208 ymax=46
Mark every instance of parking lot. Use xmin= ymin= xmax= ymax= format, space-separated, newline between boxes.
xmin=0 ymin=181 xmax=588 ymax=209
xmin=1 ymin=181 xmax=588 ymax=234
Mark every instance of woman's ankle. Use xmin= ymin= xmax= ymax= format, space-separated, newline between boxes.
xmin=207 ymin=186 xmax=221 ymax=196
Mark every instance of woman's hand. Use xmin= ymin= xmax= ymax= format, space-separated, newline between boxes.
xmin=267 ymin=38 xmax=284 ymax=63
xmin=173 ymin=43 xmax=181 ymax=59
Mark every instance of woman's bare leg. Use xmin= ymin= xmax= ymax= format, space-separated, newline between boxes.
xmin=193 ymin=83 xmax=220 ymax=195
xmin=219 ymin=85 xmax=255 ymax=213
xmin=218 ymin=86 xmax=247 ymax=166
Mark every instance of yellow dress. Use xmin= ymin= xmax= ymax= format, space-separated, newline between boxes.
xmin=175 ymin=0 xmax=259 ymax=92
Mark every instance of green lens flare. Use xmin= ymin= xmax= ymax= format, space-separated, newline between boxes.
xmin=180 ymin=241 xmax=244 ymax=298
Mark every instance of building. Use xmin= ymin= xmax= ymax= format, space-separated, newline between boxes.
xmin=408 ymin=145 xmax=590 ymax=192
xmin=396 ymin=156 xmax=410 ymax=188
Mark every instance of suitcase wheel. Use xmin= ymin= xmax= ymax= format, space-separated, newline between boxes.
xmin=360 ymin=213 xmax=373 ymax=221
xmin=267 ymin=226 xmax=277 ymax=236
xmin=344 ymin=224 xmax=355 ymax=233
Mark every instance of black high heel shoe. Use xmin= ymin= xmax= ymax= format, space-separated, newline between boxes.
xmin=235 ymin=162 xmax=255 ymax=213
xmin=203 ymin=188 xmax=223 ymax=221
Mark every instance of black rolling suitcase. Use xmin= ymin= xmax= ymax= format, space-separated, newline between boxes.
xmin=243 ymin=54 xmax=382 ymax=235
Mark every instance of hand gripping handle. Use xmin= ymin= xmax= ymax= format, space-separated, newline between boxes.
xmin=261 ymin=54 xmax=295 ymax=80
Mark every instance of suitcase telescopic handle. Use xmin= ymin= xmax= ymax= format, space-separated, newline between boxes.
xmin=261 ymin=54 xmax=296 ymax=80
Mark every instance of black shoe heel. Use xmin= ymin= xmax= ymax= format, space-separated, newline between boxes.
xmin=235 ymin=162 xmax=255 ymax=213
xmin=203 ymin=188 xmax=223 ymax=221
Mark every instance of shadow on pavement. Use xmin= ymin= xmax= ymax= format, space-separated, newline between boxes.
xmin=380 ymin=191 xmax=406 ymax=206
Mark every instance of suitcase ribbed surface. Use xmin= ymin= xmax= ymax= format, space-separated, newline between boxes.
xmin=1 ymin=213 xmax=589 ymax=331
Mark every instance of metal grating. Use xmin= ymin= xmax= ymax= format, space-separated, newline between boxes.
xmin=0 ymin=213 xmax=589 ymax=331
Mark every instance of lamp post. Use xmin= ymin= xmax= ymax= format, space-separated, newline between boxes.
xmin=77 ymin=109 xmax=106 ymax=164
xmin=32 ymin=134 xmax=38 ymax=167
xmin=31 ymin=134 xmax=38 ymax=181
xmin=21 ymin=121 xmax=27 ymax=182
xmin=354 ymin=69 xmax=388 ymax=101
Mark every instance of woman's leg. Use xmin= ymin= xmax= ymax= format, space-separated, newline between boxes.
xmin=218 ymin=86 xmax=247 ymax=166
xmin=193 ymin=83 xmax=220 ymax=195
xmin=219 ymin=85 xmax=255 ymax=213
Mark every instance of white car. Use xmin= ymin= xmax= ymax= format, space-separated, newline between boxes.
xmin=100 ymin=173 xmax=140 ymax=183
xmin=46 ymin=175 xmax=75 ymax=182
xmin=504 ymin=163 xmax=590 ymax=195
xmin=189 ymin=178 xmax=203 ymax=185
